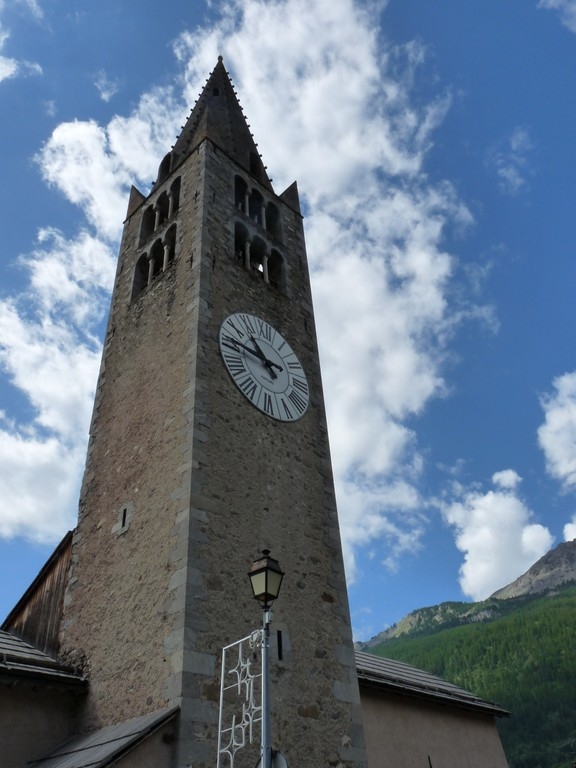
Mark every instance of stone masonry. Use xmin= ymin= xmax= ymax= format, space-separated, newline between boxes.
xmin=58 ymin=59 xmax=367 ymax=768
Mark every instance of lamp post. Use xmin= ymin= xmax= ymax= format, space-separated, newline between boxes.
xmin=248 ymin=550 xmax=284 ymax=768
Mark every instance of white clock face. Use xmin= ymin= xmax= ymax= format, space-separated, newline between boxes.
xmin=219 ymin=312 xmax=309 ymax=421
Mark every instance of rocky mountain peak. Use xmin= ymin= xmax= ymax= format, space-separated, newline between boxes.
xmin=490 ymin=538 xmax=576 ymax=599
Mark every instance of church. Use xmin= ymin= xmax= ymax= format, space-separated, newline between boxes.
xmin=0 ymin=58 xmax=509 ymax=768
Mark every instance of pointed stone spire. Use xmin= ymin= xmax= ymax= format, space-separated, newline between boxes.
xmin=279 ymin=180 xmax=301 ymax=215
xmin=170 ymin=56 xmax=273 ymax=191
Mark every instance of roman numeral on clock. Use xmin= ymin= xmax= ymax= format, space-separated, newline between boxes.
xmin=239 ymin=314 xmax=256 ymax=336
xmin=280 ymin=397 xmax=294 ymax=420
xmin=225 ymin=318 xmax=244 ymax=338
xmin=292 ymin=376 xmax=308 ymax=395
xmin=238 ymin=375 xmax=258 ymax=402
xmin=288 ymin=389 xmax=307 ymax=415
xmin=220 ymin=314 xmax=309 ymax=422
xmin=262 ymin=392 xmax=275 ymax=417
xmin=256 ymin=318 xmax=274 ymax=343
xmin=224 ymin=353 xmax=246 ymax=378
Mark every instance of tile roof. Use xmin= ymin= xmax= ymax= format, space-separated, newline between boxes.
xmin=0 ymin=630 xmax=84 ymax=687
xmin=355 ymin=651 xmax=509 ymax=717
xmin=27 ymin=707 xmax=178 ymax=768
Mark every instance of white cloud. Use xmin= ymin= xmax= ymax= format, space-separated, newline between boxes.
xmin=26 ymin=227 xmax=117 ymax=325
xmin=0 ymin=45 xmax=41 ymax=81
xmin=1 ymin=0 xmax=492 ymax=587
xmin=0 ymin=29 xmax=184 ymax=546
xmin=94 ymin=69 xmax=120 ymax=102
xmin=0 ymin=54 xmax=17 ymax=81
xmin=485 ymin=126 xmax=534 ymax=195
xmin=0 ymin=3 xmax=42 ymax=83
xmin=0 ymin=432 xmax=83 ymax=542
xmin=35 ymin=86 xmax=185 ymax=237
xmin=0 ymin=229 xmax=115 ymax=541
xmin=539 ymin=0 xmax=576 ymax=33
xmin=441 ymin=474 xmax=553 ymax=600
xmin=170 ymin=0 xmax=488 ymax=582
xmin=538 ymin=371 xmax=576 ymax=490
xmin=36 ymin=121 xmax=131 ymax=240
xmin=492 ymin=469 xmax=522 ymax=490
xmin=564 ymin=515 xmax=576 ymax=541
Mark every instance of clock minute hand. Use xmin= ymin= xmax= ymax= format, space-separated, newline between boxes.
xmin=250 ymin=337 xmax=284 ymax=372
xmin=222 ymin=336 xmax=282 ymax=379
xmin=249 ymin=337 xmax=278 ymax=380
xmin=222 ymin=336 xmax=265 ymax=360
xmin=249 ymin=336 xmax=268 ymax=362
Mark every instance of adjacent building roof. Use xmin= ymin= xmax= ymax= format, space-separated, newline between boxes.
xmin=355 ymin=650 xmax=509 ymax=717
xmin=27 ymin=707 xmax=178 ymax=768
xmin=0 ymin=629 xmax=84 ymax=688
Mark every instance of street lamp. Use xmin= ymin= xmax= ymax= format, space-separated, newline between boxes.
xmin=248 ymin=550 xmax=284 ymax=768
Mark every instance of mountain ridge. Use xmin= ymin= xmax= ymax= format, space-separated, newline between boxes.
xmin=359 ymin=538 xmax=576 ymax=648
xmin=359 ymin=541 xmax=576 ymax=768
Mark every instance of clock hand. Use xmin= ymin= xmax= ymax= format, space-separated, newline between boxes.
xmin=250 ymin=337 xmax=284 ymax=372
xmin=250 ymin=337 xmax=285 ymax=380
xmin=263 ymin=360 xmax=278 ymax=380
xmin=222 ymin=335 xmax=284 ymax=382
xmin=222 ymin=336 xmax=281 ymax=379
xmin=247 ymin=338 xmax=278 ymax=381
xmin=249 ymin=336 xmax=268 ymax=362
xmin=222 ymin=336 xmax=265 ymax=360
xmin=247 ymin=336 xmax=279 ymax=379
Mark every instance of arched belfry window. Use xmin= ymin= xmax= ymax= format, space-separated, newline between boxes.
xmin=139 ymin=205 xmax=155 ymax=247
xmin=249 ymin=152 xmax=260 ymax=177
xmin=235 ymin=176 xmax=248 ymax=213
xmin=164 ymin=224 xmax=177 ymax=268
xmin=249 ymin=190 xmax=264 ymax=226
xmin=132 ymin=226 xmax=179 ymax=300
xmin=155 ymin=192 xmax=169 ymax=228
xmin=132 ymin=255 xmax=149 ymax=299
xmin=150 ymin=239 xmax=164 ymax=280
xmin=235 ymin=222 xmax=249 ymax=265
xmin=157 ymin=152 xmax=172 ymax=184
xmin=138 ymin=177 xmax=181 ymax=250
xmin=233 ymin=220 xmax=285 ymax=292
xmin=249 ymin=236 xmax=267 ymax=276
xmin=169 ymin=177 xmax=181 ymax=215
xmin=266 ymin=203 xmax=282 ymax=242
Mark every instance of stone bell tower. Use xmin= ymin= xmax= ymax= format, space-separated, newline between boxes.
xmin=58 ymin=57 xmax=366 ymax=768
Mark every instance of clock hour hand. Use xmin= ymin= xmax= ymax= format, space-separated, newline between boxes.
xmin=250 ymin=337 xmax=283 ymax=372
xmin=249 ymin=336 xmax=268 ymax=361
xmin=222 ymin=335 xmax=264 ymax=359
xmin=249 ymin=336 xmax=278 ymax=380
xmin=222 ymin=336 xmax=281 ymax=379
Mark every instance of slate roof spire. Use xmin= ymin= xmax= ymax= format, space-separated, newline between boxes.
xmin=170 ymin=56 xmax=273 ymax=191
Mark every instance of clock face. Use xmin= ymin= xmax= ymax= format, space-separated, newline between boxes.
xmin=219 ymin=312 xmax=309 ymax=422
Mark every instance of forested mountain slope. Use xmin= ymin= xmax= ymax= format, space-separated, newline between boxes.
xmin=362 ymin=585 xmax=576 ymax=768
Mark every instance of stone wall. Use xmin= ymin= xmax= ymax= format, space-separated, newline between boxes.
xmin=59 ymin=137 xmax=366 ymax=768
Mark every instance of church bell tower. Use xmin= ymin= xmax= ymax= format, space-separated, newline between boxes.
xmin=59 ymin=57 xmax=366 ymax=768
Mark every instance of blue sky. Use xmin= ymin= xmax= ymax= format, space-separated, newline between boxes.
xmin=1 ymin=0 xmax=576 ymax=641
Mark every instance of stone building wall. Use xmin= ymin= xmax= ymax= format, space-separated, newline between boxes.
xmin=59 ymin=132 xmax=366 ymax=768
xmin=59 ymin=146 xmax=204 ymax=727
xmin=174 ymin=141 xmax=364 ymax=767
